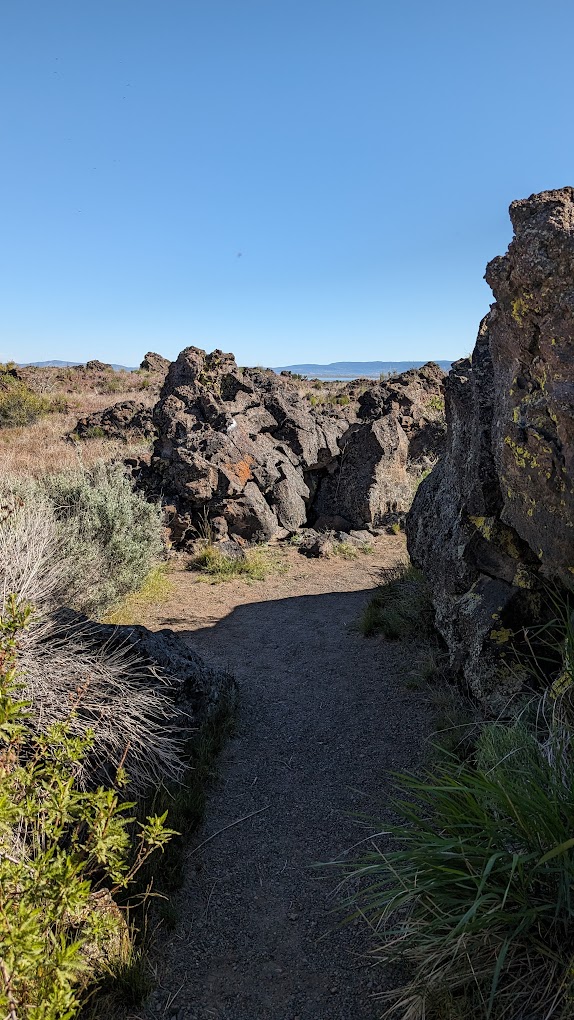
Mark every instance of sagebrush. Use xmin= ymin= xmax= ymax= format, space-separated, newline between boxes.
xmin=2 ymin=461 xmax=164 ymax=617
xmin=0 ymin=495 xmax=180 ymax=792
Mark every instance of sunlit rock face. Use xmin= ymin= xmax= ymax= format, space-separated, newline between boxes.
xmin=407 ymin=188 xmax=574 ymax=709
xmin=150 ymin=347 xmax=446 ymax=545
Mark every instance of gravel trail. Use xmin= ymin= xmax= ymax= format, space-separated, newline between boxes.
xmin=142 ymin=538 xmax=430 ymax=1020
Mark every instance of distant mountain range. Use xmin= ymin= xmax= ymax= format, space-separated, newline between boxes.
xmin=274 ymin=360 xmax=452 ymax=379
xmin=19 ymin=357 xmax=452 ymax=379
xmin=21 ymin=360 xmax=136 ymax=371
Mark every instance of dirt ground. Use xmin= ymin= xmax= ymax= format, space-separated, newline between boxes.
xmin=140 ymin=536 xmax=432 ymax=1020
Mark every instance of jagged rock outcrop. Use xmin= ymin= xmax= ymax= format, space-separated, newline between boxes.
xmin=83 ymin=359 xmax=111 ymax=373
xmin=312 ymin=363 xmax=445 ymax=526
xmin=140 ymin=351 xmax=171 ymax=374
xmin=151 ymin=348 xmax=349 ymax=542
xmin=150 ymin=347 xmax=446 ymax=543
xmin=73 ymin=400 xmax=156 ymax=440
xmin=407 ymin=188 xmax=574 ymax=708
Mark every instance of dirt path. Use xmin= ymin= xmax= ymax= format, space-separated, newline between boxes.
xmin=142 ymin=537 xmax=431 ymax=1020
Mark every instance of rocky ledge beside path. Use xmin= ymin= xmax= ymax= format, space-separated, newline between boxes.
xmin=139 ymin=538 xmax=431 ymax=1020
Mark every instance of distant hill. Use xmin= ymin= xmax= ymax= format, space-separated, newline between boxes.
xmin=274 ymin=360 xmax=452 ymax=379
xmin=21 ymin=360 xmax=136 ymax=371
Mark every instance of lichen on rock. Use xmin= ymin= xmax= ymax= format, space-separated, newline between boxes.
xmin=407 ymin=187 xmax=574 ymax=708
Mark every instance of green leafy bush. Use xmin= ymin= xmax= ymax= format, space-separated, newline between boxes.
xmin=0 ymin=596 xmax=175 ymax=1019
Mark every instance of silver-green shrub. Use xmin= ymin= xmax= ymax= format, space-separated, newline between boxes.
xmin=3 ymin=462 xmax=164 ymax=617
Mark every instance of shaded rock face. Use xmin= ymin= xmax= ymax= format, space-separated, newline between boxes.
xmin=150 ymin=347 xmax=446 ymax=543
xmin=407 ymin=188 xmax=574 ymax=709
xmin=73 ymin=400 xmax=156 ymax=441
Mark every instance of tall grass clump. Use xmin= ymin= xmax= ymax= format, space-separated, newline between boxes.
xmin=0 ymin=500 xmax=180 ymax=792
xmin=102 ymin=563 xmax=173 ymax=626
xmin=0 ymin=596 xmax=175 ymax=1019
xmin=339 ymin=588 xmax=574 ymax=1019
xmin=360 ymin=562 xmax=433 ymax=638
xmin=339 ymin=714 xmax=574 ymax=1020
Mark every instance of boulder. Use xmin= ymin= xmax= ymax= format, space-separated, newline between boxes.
xmin=407 ymin=188 xmax=574 ymax=709
xmin=72 ymin=400 xmax=155 ymax=441
xmin=298 ymin=531 xmax=334 ymax=558
xmin=140 ymin=351 xmax=171 ymax=374
xmin=313 ymin=416 xmax=413 ymax=528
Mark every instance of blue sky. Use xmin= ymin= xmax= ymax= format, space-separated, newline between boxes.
xmin=2 ymin=0 xmax=573 ymax=368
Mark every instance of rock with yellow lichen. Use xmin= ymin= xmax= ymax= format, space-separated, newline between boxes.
xmin=407 ymin=188 xmax=574 ymax=709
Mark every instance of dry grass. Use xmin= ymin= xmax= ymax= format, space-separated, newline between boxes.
xmin=0 ymin=407 xmax=152 ymax=477
xmin=190 ymin=543 xmax=287 ymax=583
xmin=360 ymin=562 xmax=433 ymax=638
xmin=102 ymin=564 xmax=174 ymax=626
xmin=332 ymin=540 xmax=374 ymax=559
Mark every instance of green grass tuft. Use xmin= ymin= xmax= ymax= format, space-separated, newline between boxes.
xmin=360 ymin=562 xmax=432 ymax=638
xmin=190 ymin=543 xmax=285 ymax=583
xmin=332 ymin=540 xmax=374 ymax=560
xmin=337 ymin=713 xmax=574 ymax=1019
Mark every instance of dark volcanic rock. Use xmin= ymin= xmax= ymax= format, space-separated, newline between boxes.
xmin=407 ymin=188 xmax=574 ymax=708
xmin=151 ymin=347 xmax=349 ymax=541
xmin=73 ymin=400 xmax=156 ymax=441
xmin=84 ymin=359 xmax=111 ymax=373
xmin=140 ymin=351 xmax=171 ymax=374
xmin=150 ymin=347 xmax=446 ymax=544
xmin=311 ymin=362 xmax=446 ymax=528
xmin=313 ymin=416 xmax=412 ymax=528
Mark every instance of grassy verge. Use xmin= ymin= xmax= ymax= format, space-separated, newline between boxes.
xmin=341 ymin=579 xmax=574 ymax=1019
xmin=359 ymin=562 xmax=433 ymax=638
xmin=101 ymin=564 xmax=173 ymax=625
xmin=190 ymin=543 xmax=286 ymax=583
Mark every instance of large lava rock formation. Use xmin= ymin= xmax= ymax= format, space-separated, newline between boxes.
xmin=149 ymin=347 xmax=445 ymax=544
xmin=407 ymin=188 xmax=574 ymax=709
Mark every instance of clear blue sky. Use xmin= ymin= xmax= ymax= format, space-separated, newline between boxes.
xmin=2 ymin=0 xmax=573 ymax=368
